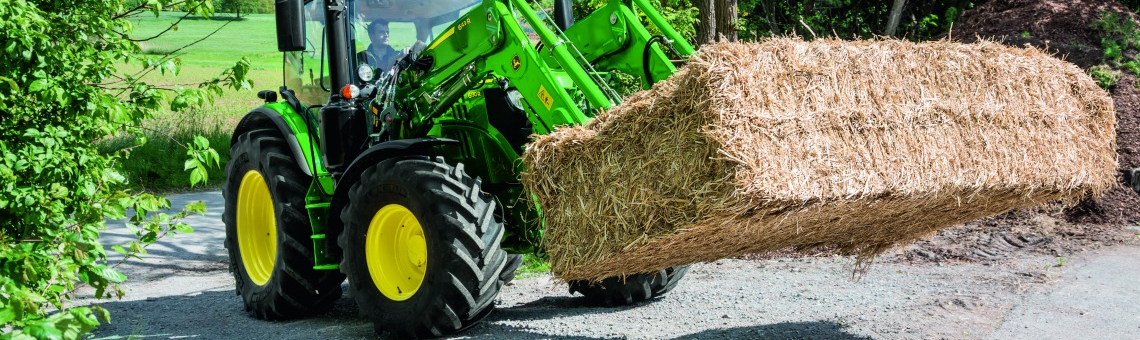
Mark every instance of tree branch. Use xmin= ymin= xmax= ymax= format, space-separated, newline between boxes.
xmin=129 ymin=6 xmax=200 ymax=42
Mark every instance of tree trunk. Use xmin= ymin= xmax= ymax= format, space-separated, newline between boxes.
xmin=696 ymin=0 xmax=716 ymax=46
xmin=714 ymin=0 xmax=738 ymax=42
xmin=885 ymin=0 xmax=906 ymax=37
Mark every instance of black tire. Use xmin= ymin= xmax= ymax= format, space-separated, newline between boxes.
xmin=568 ymin=266 xmax=689 ymax=306
xmin=339 ymin=156 xmax=510 ymax=338
xmin=222 ymin=128 xmax=346 ymax=320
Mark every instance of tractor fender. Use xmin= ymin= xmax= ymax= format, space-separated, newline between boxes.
xmin=324 ymin=138 xmax=460 ymax=257
xmin=232 ymin=106 xmax=316 ymax=176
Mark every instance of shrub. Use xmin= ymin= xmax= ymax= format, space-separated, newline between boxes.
xmin=0 ymin=0 xmax=246 ymax=338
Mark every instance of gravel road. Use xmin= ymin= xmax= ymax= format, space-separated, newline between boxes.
xmin=80 ymin=191 xmax=1140 ymax=340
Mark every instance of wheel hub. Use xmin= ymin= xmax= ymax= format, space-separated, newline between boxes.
xmin=236 ymin=170 xmax=277 ymax=286
xmin=366 ymin=204 xmax=427 ymax=301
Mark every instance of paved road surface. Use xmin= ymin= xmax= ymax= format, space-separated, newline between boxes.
xmin=80 ymin=191 xmax=1140 ymax=340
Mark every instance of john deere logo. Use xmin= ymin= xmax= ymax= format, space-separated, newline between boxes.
xmin=511 ymin=55 xmax=521 ymax=71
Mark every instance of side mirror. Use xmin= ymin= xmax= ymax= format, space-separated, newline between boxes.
xmin=275 ymin=0 xmax=305 ymax=51
xmin=553 ymin=0 xmax=574 ymax=31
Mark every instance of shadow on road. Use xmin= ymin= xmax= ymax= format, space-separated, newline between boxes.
xmin=89 ymin=287 xmax=869 ymax=340
xmin=671 ymin=322 xmax=872 ymax=340
xmin=88 ymin=289 xmax=373 ymax=340
xmin=463 ymin=321 xmax=871 ymax=340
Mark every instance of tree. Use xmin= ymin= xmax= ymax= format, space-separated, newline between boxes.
xmin=696 ymin=0 xmax=716 ymax=45
xmin=0 ymin=0 xmax=246 ymax=338
xmin=885 ymin=0 xmax=907 ymax=37
xmin=737 ymin=0 xmax=979 ymax=41
xmin=715 ymin=0 xmax=738 ymax=42
xmin=694 ymin=0 xmax=740 ymax=46
xmin=217 ymin=0 xmax=270 ymax=18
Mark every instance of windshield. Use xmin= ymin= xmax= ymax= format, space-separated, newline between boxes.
xmin=350 ymin=0 xmax=480 ymax=70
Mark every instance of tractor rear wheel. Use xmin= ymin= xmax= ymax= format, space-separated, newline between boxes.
xmin=223 ymin=128 xmax=346 ymax=320
xmin=568 ymin=266 xmax=689 ymax=306
xmin=339 ymin=156 xmax=511 ymax=338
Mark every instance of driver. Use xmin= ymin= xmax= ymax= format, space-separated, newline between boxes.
xmin=359 ymin=19 xmax=399 ymax=72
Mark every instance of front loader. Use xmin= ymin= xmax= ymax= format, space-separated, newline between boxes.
xmin=222 ymin=0 xmax=694 ymax=337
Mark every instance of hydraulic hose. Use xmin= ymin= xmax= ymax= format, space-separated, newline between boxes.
xmin=643 ymin=35 xmax=688 ymax=87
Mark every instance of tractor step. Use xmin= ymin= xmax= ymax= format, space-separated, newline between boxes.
xmin=306 ymin=196 xmax=340 ymax=270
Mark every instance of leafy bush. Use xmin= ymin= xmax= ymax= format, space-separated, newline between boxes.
xmin=1090 ymin=65 xmax=1122 ymax=89
xmin=1093 ymin=11 xmax=1140 ymax=67
xmin=737 ymin=0 xmax=980 ymax=41
xmin=0 ymin=0 xmax=246 ymax=338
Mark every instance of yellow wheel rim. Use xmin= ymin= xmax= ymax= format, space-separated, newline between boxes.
xmin=366 ymin=204 xmax=427 ymax=301
xmin=236 ymin=170 xmax=277 ymax=286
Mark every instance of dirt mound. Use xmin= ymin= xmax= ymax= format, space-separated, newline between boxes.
xmin=950 ymin=0 xmax=1134 ymax=68
xmin=905 ymin=0 xmax=1140 ymax=262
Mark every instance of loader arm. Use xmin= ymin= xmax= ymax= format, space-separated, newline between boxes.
xmin=359 ymin=0 xmax=697 ymax=253
xmin=388 ymin=0 xmax=692 ymax=137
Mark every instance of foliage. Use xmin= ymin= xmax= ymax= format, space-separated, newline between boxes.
xmin=215 ymin=0 xmax=275 ymax=16
xmin=98 ymin=121 xmax=232 ymax=193
xmin=737 ymin=0 xmax=979 ymax=41
xmin=606 ymin=69 xmax=642 ymax=97
xmin=645 ymin=0 xmax=699 ymax=43
xmin=1090 ymin=65 xmax=1122 ymax=89
xmin=534 ymin=0 xmax=699 ymax=43
xmin=1093 ymin=11 xmax=1140 ymax=80
xmin=0 ymin=0 xmax=248 ymax=338
xmin=513 ymin=255 xmax=551 ymax=279
xmin=97 ymin=12 xmax=280 ymax=192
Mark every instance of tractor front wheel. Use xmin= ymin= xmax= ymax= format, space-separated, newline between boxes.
xmin=222 ymin=128 xmax=346 ymax=320
xmin=568 ymin=266 xmax=689 ymax=306
xmin=339 ymin=156 xmax=511 ymax=338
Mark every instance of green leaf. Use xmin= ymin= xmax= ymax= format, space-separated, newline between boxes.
xmin=0 ymin=307 xmax=15 ymax=324
xmin=140 ymin=231 xmax=157 ymax=244
xmin=184 ymin=158 xmax=198 ymax=171
xmin=189 ymin=168 xmax=205 ymax=187
xmin=25 ymin=323 xmax=63 ymax=340
xmin=92 ymin=266 xmax=127 ymax=283
xmin=111 ymin=245 xmax=127 ymax=255
xmin=173 ymin=223 xmax=194 ymax=234
xmin=193 ymin=135 xmax=209 ymax=149
xmin=28 ymin=79 xmax=48 ymax=93
xmin=95 ymin=307 xmax=111 ymax=323
xmin=185 ymin=201 xmax=207 ymax=214
xmin=124 ymin=222 xmax=139 ymax=235
xmin=0 ymin=75 xmax=19 ymax=93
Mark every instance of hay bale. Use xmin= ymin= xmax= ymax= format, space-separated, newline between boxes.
xmin=521 ymin=38 xmax=1117 ymax=282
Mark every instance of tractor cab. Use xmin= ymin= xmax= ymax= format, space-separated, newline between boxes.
xmin=287 ymin=0 xmax=479 ymax=104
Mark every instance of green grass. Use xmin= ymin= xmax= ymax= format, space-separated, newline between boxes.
xmin=128 ymin=12 xmax=280 ymax=70
xmin=514 ymin=255 xmax=551 ymax=279
xmin=103 ymin=12 xmax=282 ymax=192
xmin=99 ymin=120 xmax=232 ymax=193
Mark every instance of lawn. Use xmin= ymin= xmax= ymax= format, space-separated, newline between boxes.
xmin=128 ymin=12 xmax=281 ymax=70
xmin=107 ymin=12 xmax=281 ymax=192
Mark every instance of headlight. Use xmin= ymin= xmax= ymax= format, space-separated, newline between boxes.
xmin=357 ymin=64 xmax=375 ymax=82
xmin=506 ymin=88 xmax=524 ymax=111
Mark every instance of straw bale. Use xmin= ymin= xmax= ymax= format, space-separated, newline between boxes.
xmin=521 ymin=38 xmax=1117 ymax=282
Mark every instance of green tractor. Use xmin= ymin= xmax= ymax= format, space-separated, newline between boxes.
xmin=223 ymin=0 xmax=693 ymax=337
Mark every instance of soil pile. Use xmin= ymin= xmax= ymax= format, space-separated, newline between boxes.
xmin=894 ymin=0 xmax=1140 ymax=263
xmin=524 ymin=38 xmax=1117 ymax=281
xmin=951 ymin=0 xmax=1140 ymax=226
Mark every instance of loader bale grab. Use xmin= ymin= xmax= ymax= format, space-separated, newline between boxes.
xmin=523 ymin=38 xmax=1118 ymax=282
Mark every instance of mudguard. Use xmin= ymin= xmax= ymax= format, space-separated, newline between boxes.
xmin=232 ymin=103 xmax=321 ymax=177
